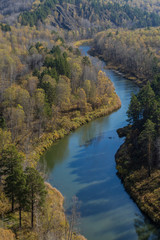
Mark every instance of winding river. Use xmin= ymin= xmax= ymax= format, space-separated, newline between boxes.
xmin=42 ymin=46 xmax=160 ymax=240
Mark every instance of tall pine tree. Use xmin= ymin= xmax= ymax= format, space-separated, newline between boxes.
xmin=25 ymin=167 xmax=46 ymax=228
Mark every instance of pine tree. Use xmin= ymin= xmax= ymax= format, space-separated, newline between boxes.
xmin=138 ymin=119 xmax=156 ymax=177
xmin=127 ymin=94 xmax=141 ymax=126
xmin=0 ymin=144 xmax=24 ymax=211
xmin=14 ymin=169 xmax=27 ymax=228
xmin=138 ymin=81 xmax=155 ymax=121
xmin=25 ymin=167 xmax=46 ymax=228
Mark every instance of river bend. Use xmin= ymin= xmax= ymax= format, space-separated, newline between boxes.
xmin=43 ymin=46 xmax=160 ymax=240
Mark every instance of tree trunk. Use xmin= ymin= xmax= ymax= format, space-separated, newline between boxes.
xmin=0 ymin=175 xmax=2 ymax=186
xmin=19 ymin=206 xmax=22 ymax=228
xmin=12 ymin=193 xmax=14 ymax=212
xmin=31 ymin=190 xmax=34 ymax=228
xmin=148 ymin=140 xmax=151 ymax=177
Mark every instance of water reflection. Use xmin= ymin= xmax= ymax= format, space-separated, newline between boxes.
xmin=134 ymin=214 xmax=160 ymax=240
xmin=42 ymin=115 xmax=111 ymax=173
xmin=41 ymin=136 xmax=70 ymax=172
xmin=77 ymin=117 xmax=110 ymax=147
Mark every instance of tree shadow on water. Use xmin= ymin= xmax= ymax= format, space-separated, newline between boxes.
xmin=134 ymin=214 xmax=160 ymax=240
xmin=67 ymin=131 xmax=127 ymax=218
xmin=68 ymin=130 xmax=120 ymax=185
xmin=68 ymin=154 xmax=130 ymax=218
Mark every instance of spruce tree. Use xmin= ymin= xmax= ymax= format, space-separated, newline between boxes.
xmin=138 ymin=119 xmax=156 ymax=177
xmin=0 ymin=144 xmax=24 ymax=211
xmin=127 ymin=94 xmax=141 ymax=126
xmin=14 ymin=169 xmax=27 ymax=228
xmin=25 ymin=167 xmax=46 ymax=228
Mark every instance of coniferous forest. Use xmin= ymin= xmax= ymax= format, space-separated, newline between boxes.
xmin=1 ymin=0 xmax=160 ymax=239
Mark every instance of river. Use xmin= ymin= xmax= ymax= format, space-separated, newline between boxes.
xmin=42 ymin=46 xmax=160 ymax=240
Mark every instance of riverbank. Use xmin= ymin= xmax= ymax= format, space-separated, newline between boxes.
xmin=90 ymin=45 xmax=160 ymax=224
xmin=0 ymin=97 xmax=121 ymax=239
xmin=116 ymin=127 xmax=160 ymax=226
xmin=0 ymin=42 xmax=122 ymax=239
xmin=28 ymin=94 xmax=121 ymax=166
xmin=89 ymin=38 xmax=160 ymax=228
xmin=73 ymin=38 xmax=148 ymax=87
xmin=0 ymin=183 xmax=87 ymax=240
xmin=89 ymin=48 xmax=147 ymax=87
xmin=16 ymin=91 xmax=120 ymax=239
xmin=73 ymin=39 xmax=93 ymax=47
xmin=43 ymin=45 xmax=160 ymax=239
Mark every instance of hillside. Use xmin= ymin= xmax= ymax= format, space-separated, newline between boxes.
xmin=1 ymin=0 xmax=160 ymax=36
xmin=18 ymin=0 xmax=160 ymax=31
xmin=0 ymin=0 xmax=35 ymax=23
xmin=90 ymin=27 xmax=160 ymax=85
xmin=119 ymin=0 xmax=160 ymax=15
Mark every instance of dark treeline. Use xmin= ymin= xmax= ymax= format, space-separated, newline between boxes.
xmin=126 ymin=79 xmax=160 ymax=176
xmin=0 ymin=144 xmax=46 ymax=228
xmin=0 ymin=23 xmax=11 ymax=31
xmin=115 ymin=77 xmax=160 ymax=225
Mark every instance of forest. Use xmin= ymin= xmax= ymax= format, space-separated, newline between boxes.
xmin=19 ymin=0 xmax=160 ymax=30
xmin=116 ymin=78 xmax=160 ymax=225
xmin=90 ymin=24 xmax=160 ymax=226
xmin=1 ymin=0 xmax=160 ymax=239
xmin=1 ymin=0 xmax=160 ymax=34
xmin=91 ymin=27 xmax=160 ymax=85
xmin=0 ymin=23 xmax=120 ymax=239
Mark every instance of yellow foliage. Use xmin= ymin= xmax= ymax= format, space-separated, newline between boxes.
xmin=0 ymin=229 xmax=15 ymax=240
xmin=0 ymin=187 xmax=10 ymax=216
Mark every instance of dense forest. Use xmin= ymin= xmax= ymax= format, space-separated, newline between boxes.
xmin=19 ymin=0 xmax=160 ymax=28
xmin=0 ymin=23 xmax=120 ymax=239
xmin=0 ymin=25 xmax=119 ymax=153
xmin=88 ymin=1 xmax=160 ymax=229
xmin=1 ymin=0 xmax=160 ymax=239
xmin=0 ymin=0 xmax=160 ymax=35
xmin=91 ymin=27 xmax=160 ymax=85
xmin=116 ymin=78 xmax=160 ymax=225
xmin=18 ymin=0 xmax=160 ymax=33
xmin=119 ymin=0 xmax=160 ymax=15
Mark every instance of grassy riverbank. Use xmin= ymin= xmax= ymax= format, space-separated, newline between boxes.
xmin=28 ymin=93 xmax=121 ymax=166
xmin=73 ymin=39 xmax=93 ymax=47
xmin=89 ymin=48 xmax=146 ymax=87
xmin=90 ymin=41 xmax=160 ymax=225
xmin=0 ymin=34 xmax=121 ymax=239
xmin=0 ymin=85 xmax=121 ymax=240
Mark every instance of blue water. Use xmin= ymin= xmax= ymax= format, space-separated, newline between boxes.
xmin=42 ymin=46 xmax=160 ymax=240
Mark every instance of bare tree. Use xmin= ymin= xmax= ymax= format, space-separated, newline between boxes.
xmin=67 ymin=196 xmax=80 ymax=240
